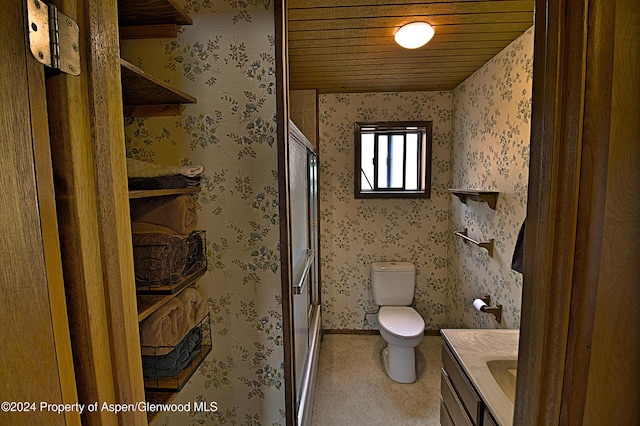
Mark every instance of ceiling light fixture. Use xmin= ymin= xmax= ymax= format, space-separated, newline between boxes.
xmin=394 ymin=22 xmax=435 ymax=49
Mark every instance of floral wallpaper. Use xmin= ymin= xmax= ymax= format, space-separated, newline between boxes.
xmin=318 ymin=26 xmax=534 ymax=332
xmin=318 ymin=92 xmax=453 ymax=331
xmin=121 ymin=1 xmax=285 ymax=424
xmin=449 ymin=27 xmax=534 ymax=329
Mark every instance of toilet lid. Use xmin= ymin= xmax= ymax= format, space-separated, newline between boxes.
xmin=378 ymin=306 xmax=425 ymax=338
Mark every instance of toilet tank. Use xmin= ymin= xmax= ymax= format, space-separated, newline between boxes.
xmin=371 ymin=262 xmax=416 ymax=306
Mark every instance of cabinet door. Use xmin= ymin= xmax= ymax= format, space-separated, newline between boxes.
xmin=440 ymin=370 xmax=474 ymax=426
xmin=483 ymin=410 xmax=499 ymax=426
xmin=0 ymin=1 xmax=78 ymax=424
xmin=442 ymin=343 xmax=482 ymax=423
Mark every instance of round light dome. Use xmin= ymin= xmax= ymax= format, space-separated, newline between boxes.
xmin=394 ymin=22 xmax=435 ymax=49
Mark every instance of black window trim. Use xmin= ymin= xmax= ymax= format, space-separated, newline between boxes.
xmin=354 ymin=121 xmax=433 ymax=199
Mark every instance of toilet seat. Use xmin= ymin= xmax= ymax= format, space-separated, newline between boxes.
xmin=378 ymin=306 xmax=425 ymax=339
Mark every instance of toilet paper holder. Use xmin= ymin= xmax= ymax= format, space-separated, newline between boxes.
xmin=475 ymin=295 xmax=503 ymax=324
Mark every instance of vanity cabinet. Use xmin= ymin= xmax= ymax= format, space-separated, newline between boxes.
xmin=440 ymin=341 xmax=499 ymax=426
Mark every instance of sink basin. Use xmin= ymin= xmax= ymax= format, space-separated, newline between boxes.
xmin=487 ymin=359 xmax=518 ymax=403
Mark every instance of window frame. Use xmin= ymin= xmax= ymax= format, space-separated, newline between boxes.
xmin=354 ymin=121 xmax=433 ymax=199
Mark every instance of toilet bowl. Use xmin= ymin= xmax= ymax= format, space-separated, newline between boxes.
xmin=378 ymin=306 xmax=425 ymax=383
xmin=370 ymin=262 xmax=425 ymax=383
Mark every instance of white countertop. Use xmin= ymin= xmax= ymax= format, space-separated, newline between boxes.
xmin=441 ymin=329 xmax=519 ymax=426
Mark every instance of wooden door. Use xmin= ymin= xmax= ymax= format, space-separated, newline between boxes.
xmin=515 ymin=0 xmax=640 ymax=423
xmin=1 ymin=1 xmax=146 ymax=425
xmin=44 ymin=0 xmax=147 ymax=424
xmin=0 ymin=0 xmax=79 ymax=424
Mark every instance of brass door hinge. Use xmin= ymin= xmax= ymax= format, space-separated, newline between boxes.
xmin=27 ymin=0 xmax=80 ymax=76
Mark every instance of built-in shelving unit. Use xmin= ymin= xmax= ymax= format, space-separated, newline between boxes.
xmin=448 ymin=189 xmax=499 ymax=210
xmin=117 ymin=2 xmax=206 ymax=423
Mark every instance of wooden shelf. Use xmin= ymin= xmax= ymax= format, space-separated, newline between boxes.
xmin=137 ymin=265 xmax=207 ymax=320
xmin=120 ymin=59 xmax=196 ymax=114
xmin=449 ymin=189 xmax=499 ymax=210
xmin=117 ymin=0 xmax=192 ymax=27
xmin=145 ymin=391 xmax=177 ymax=424
xmin=129 ymin=185 xmax=201 ymax=199
xmin=120 ymin=24 xmax=180 ymax=40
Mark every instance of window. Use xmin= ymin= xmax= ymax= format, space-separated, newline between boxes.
xmin=354 ymin=121 xmax=432 ymax=199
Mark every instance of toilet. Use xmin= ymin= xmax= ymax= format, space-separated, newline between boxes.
xmin=371 ymin=261 xmax=425 ymax=383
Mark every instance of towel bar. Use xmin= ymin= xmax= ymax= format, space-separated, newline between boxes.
xmin=454 ymin=228 xmax=494 ymax=257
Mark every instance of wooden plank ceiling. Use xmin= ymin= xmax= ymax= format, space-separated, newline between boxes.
xmin=287 ymin=0 xmax=535 ymax=93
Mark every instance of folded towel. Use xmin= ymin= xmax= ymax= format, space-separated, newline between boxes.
xmin=132 ymin=226 xmax=189 ymax=288
xmin=132 ymin=222 xmax=180 ymax=235
xmin=140 ymin=298 xmax=190 ymax=356
xmin=178 ymin=288 xmax=208 ymax=329
xmin=130 ymin=195 xmax=197 ymax=235
xmin=127 ymin=157 xmax=204 ymax=178
xmin=142 ymin=326 xmax=203 ymax=379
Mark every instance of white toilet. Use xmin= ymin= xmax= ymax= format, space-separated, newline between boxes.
xmin=371 ymin=261 xmax=425 ymax=383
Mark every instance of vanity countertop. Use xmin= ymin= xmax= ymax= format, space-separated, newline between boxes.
xmin=441 ymin=329 xmax=519 ymax=426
